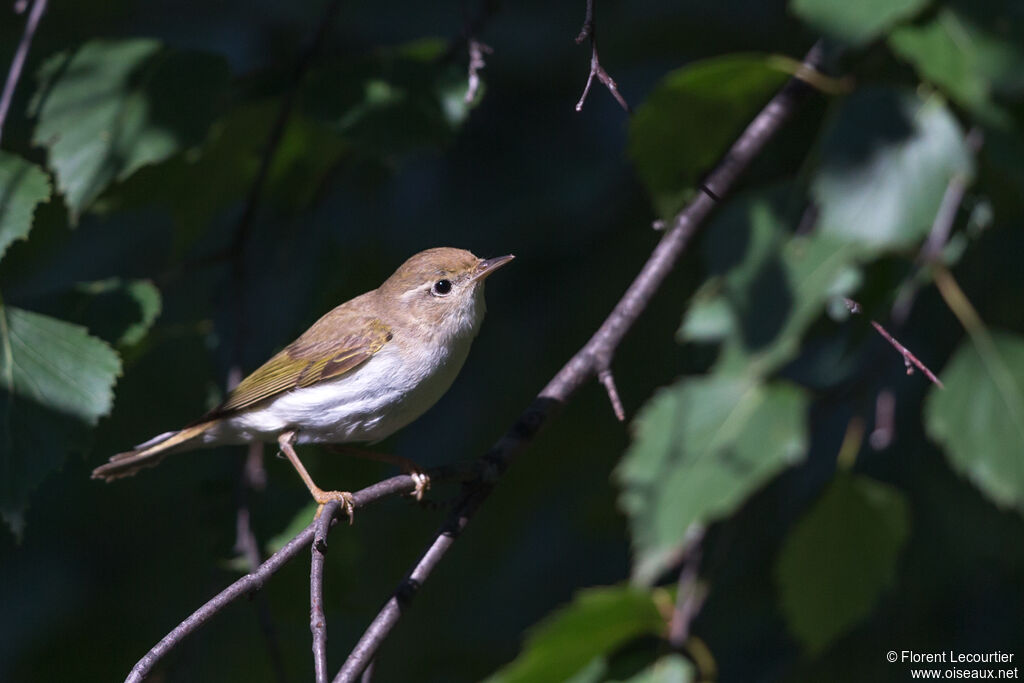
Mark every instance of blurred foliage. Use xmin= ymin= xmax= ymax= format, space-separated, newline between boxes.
xmin=1 ymin=0 xmax=1023 ymax=681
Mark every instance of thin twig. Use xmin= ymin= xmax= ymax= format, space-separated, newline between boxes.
xmin=464 ymin=39 xmax=492 ymax=104
xmin=312 ymin=501 xmax=337 ymax=683
xmin=843 ymin=299 xmax=944 ymax=388
xmin=668 ymin=530 xmax=706 ymax=648
xmin=123 ymin=468 xmax=470 ymax=683
xmin=574 ymin=0 xmax=630 ymax=113
xmin=920 ymin=127 xmax=984 ymax=264
xmin=0 ymin=0 xmax=48 ymax=146
xmin=442 ymin=0 xmax=500 ymax=65
xmin=334 ymin=42 xmax=827 ymax=683
xmin=870 ymin=320 xmax=943 ymax=387
xmin=597 ymin=367 xmax=625 ymax=421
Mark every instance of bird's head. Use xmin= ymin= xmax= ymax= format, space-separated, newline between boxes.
xmin=378 ymin=247 xmax=514 ymax=341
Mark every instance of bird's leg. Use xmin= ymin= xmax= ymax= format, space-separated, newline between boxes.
xmin=277 ymin=431 xmax=355 ymax=523
xmin=325 ymin=445 xmax=430 ymax=501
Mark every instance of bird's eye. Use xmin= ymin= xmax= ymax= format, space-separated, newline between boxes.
xmin=431 ymin=279 xmax=453 ymax=296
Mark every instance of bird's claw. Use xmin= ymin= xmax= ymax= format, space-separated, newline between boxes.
xmin=410 ymin=472 xmax=430 ymax=501
xmin=314 ymin=490 xmax=355 ymax=525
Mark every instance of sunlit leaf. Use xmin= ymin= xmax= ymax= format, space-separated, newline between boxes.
xmin=812 ymin=87 xmax=973 ymax=250
xmin=890 ymin=0 xmax=1024 ymax=127
xmin=790 ymin=0 xmax=928 ymax=46
xmin=775 ymin=474 xmax=910 ymax=653
xmin=616 ymin=654 xmax=696 ymax=683
xmin=925 ymin=331 xmax=1024 ymax=514
xmin=618 ymin=376 xmax=809 ymax=585
xmin=30 ymin=39 xmax=229 ymax=219
xmin=0 ymin=305 xmax=121 ymax=535
xmin=0 ymin=152 xmax=51 ymax=262
xmin=483 ymin=586 xmax=666 ymax=683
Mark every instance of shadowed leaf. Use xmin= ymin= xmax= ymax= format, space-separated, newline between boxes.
xmin=925 ymin=331 xmax=1024 ymax=514
xmin=0 ymin=152 xmax=51 ymax=263
xmin=775 ymin=474 xmax=910 ymax=653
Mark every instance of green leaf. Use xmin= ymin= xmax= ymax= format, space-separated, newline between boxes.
xmin=679 ymin=189 xmax=863 ymax=376
xmin=617 ymin=376 xmax=809 ymax=585
xmin=629 ymin=54 xmax=789 ymax=218
xmin=483 ymin=586 xmax=666 ymax=683
xmin=60 ymin=279 xmax=162 ymax=347
xmin=302 ymin=39 xmax=471 ymax=157
xmin=30 ymin=39 xmax=229 ymax=220
xmin=615 ymin=655 xmax=696 ymax=683
xmin=775 ymin=474 xmax=910 ymax=653
xmin=0 ymin=305 xmax=121 ymax=535
xmin=790 ymin=0 xmax=928 ymax=46
xmin=925 ymin=331 xmax=1024 ymax=514
xmin=0 ymin=152 xmax=51 ymax=262
xmin=890 ymin=1 xmax=1024 ymax=127
xmin=812 ymin=87 xmax=974 ymax=251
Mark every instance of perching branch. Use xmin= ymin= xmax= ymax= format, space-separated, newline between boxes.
xmin=0 ymin=0 xmax=48 ymax=146
xmin=574 ymin=0 xmax=630 ymax=113
xmin=311 ymin=503 xmax=337 ymax=683
xmin=334 ymin=41 xmax=827 ymax=682
xmin=123 ymin=465 xmax=474 ymax=683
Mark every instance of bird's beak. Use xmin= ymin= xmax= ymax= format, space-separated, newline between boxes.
xmin=472 ymin=254 xmax=515 ymax=281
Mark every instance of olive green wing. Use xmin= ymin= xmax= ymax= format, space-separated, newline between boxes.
xmin=211 ymin=317 xmax=392 ymax=416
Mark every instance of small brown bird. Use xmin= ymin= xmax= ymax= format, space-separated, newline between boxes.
xmin=93 ymin=247 xmax=514 ymax=518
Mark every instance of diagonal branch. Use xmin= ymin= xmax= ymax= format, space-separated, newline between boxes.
xmin=0 ymin=0 xmax=48 ymax=146
xmin=334 ymin=41 xmax=827 ymax=683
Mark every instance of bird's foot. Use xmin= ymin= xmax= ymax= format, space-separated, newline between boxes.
xmin=410 ymin=471 xmax=431 ymax=501
xmin=313 ymin=489 xmax=355 ymax=525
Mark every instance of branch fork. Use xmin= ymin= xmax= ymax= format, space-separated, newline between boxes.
xmin=574 ymin=0 xmax=630 ymax=113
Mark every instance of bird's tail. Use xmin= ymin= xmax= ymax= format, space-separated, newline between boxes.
xmin=91 ymin=422 xmax=216 ymax=481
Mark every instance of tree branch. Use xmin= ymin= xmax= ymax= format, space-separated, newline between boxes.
xmin=844 ymin=298 xmax=944 ymax=388
xmin=312 ymin=502 xmax=337 ymax=683
xmin=574 ymin=0 xmax=630 ymax=113
xmin=668 ymin=529 xmax=706 ymax=649
xmin=0 ymin=0 xmax=48 ymax=146
xmin=334 ymin=41 xmax=827 ymax=683
xmin=123 ymin=468 xmax=471 ymax=683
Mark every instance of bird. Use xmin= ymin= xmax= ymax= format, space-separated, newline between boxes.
xmin=92 ymin=247 xmax=514 ymax=520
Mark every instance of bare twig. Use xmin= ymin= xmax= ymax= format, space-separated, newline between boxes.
xmin=464 ymin=39 xmax=492 ymax=104
xmin=123 ymin=467 xmax=471 ymax=683
xmin=574 ymin=0 xmax=630 ymax=113
xmin=870 ymin=320 xmax=943 ymax=387
xmin=668 ymin=530 xmax=706 ymax=648
xmin=442 ymin=0 xmax=500 ymax=65
xmin=868 ymin=389 xmax=895 ymax=450
xmin=843 ymin=299 xmax=944 ymax=387
xmin=311 ymin=501 xmax=338 ymax=683
xmin=892 ymin=127 xmax=984 ymax=325
xmin=0 ymin=0 xmax=47 ymax=146
xmin=334 ymin=42 xmax=827 ymax=683
xmin=920 ymin=127 xmax=985 ymax=264
xmin=597 ymin=367 xmax=626 ymax=421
